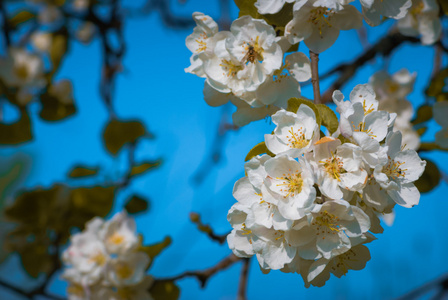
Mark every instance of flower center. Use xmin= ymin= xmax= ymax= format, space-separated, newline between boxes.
xmin=308 ymin=7 xmax=334 ymax=36
xmin=383 ymin=156 xmax=407 ymax=180
xmin=15 ymin=64 xmax=29 ymax=80
xmin=108 ymin=232 xmax=125 ymax=246
xmin=276 ymin=171 xmax=303 ymax=198
xmin=313 ymin=210 xmax=340 ymax=238
xmin=410 ymin=1 xmax=424 ymax=18
xmin=385 ymin=79 xmax=400 ymax=95
xmin=241 ymin=36 xmax=264 ymax=65
xmin=287 ymin=126 xmax=309 ymax=149
xmin=195 ymin=33 xmax=208 ymax=53
xmin=320 ymin=153 xmax=345 ymax=181
xmin=90 ymin=251 xmax=107 ymax=266
xmin=353 ymin=121 xmax=377 ymax=138
xmin=116 ymin=262 xmax=134 ymax=280
xmin=362 ymin=99 xmax=375 ymax=115
xmin=220 ymin=59 xmax=243 ymax=77
xmin=67 ymin=284 xmax=85 ymax=297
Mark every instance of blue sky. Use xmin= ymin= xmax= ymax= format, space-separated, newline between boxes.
xmin=1 ymin=0 xmax=447 ymax=299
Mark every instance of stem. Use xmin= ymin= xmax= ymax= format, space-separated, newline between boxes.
xmin=310 ymin=50 xmax=321 ymax=104
xmin=159 ymin=254 xmax=241 ymax=288
xmin=237 ymin=258 xmax=250 ymax=300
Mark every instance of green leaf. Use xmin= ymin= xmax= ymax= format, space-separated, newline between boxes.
xmin=150 ymin=280 xmax=180 ymax=300
xmin=316 ymin=104 xmax=338 ymax=134
xmin=139 ymin=236 xmax=172 ymax=269
xmin=439 ymin=0 xmax=448 ymax=14
xmin=125 ymin=194 xmax=149 ymax=214
xmin=130 ymin=160 xmax=162 ymax=177
xmin=102 ymin=119 xmax=147 ymax=156
xmin=0 ymin=108 xmax=32 ymax=145
xmin=49 ymin=32 xmax=68 ymax=76
xmin=68 ymin=165 xmax=99 ymax=178
xmin=70 ymin=186 xmax=115 ymax=219
xmin=414 ymin=159 xmax=441 ymax=193
xmin=244 ymin=141 xmax=274 ymax=162
xmin=287 ymin=97 xmax=321 ymax=126
xmin=234 ymin=0 xmax=293 ymax=34
xmin=20 ymin=242 xmax=53 ymax=278
xmin=39 ymin=92 xmax=76 ymax=121
xmin=418 ymin=142 xmax=448 ymax=152
xmin=412 ymin=105 xmax=433 ymax=125
xmin=9 ymin=11 xmax=36 ymax=27
xmin=416 ymin=127 xmax=427 ymax=136
xmin=426 ymin=68 xmax=448 ymax=98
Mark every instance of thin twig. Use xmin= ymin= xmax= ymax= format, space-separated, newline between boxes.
xmin=237 ymin=258 xmax=250 ymax=300
xmin=189 ymin=212 xmax=229 ymax=244
xmin=159 ymin=253 xmax=241 ymax=287
xmin=310 ymin=50 xmax=321 ymax=104
xmin=320 ymin=32 xmax=420 ymax=103
xmin=396 ymin=274 xmax=448 ymax=300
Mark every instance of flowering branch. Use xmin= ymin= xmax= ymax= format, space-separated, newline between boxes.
xmin=159 ymin=254 xmax=241 ymax=288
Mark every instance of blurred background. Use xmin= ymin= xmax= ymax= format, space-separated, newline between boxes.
xmin=0 ymin=0 xmax=447 ymax=299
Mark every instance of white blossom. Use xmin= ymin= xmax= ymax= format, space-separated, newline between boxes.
xmin=285 ymin=0 xmax=363 ymax=53
xmin=397 ymin=0 xmax=442 ymax=45
xmin=361 ymin=0 xmax=412 ymax=26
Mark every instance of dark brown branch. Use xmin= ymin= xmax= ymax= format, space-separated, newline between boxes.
xmin=310 ymin=50 xmax=321 ymax=104
xmin=159 ymin=253 xmax=241 ymax=288
xmin=320 ymin=32 xmax=420 ymax=103
xmin=0 ymin=0 xmax=11 ymax=47
xmin=396 ymin=274 xmax=448 ymax=300
xmin=189 ymin=212 xmax=229 ymax=244
xmin=237 ymin=258 xmax=250 ymax=300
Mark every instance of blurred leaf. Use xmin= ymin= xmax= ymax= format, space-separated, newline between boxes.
xmin=317 ymin=104 xmax=338 ymax=134
xmin=150 ymin=280 xmax=180 ymax=300
xmin=245 ymin=141 xmax=274 ymax=162
xmin=438 ymin=0 xmax=448 ymax=15
xmin=70 ymin=186 xmax=115 ymax=219
xmin=139 ymin=236 xmax=171 ymax=269
xmin=68 ymin=165 xmax=99 ymax=178
xmin=0 ymin=159 xmax=28 ymax=207
xmin=0 ymin=109 xmax=32 ymax=145
xmin=414 ymin=159 xmax=441 ymax=193
xmin=9 ymin=11 xmax=36 ymax=27
xmin=102 ymin=119 xmax=147 ymax=156
xmin=4 ymin=185 xmax=62 ymax=225
xmin=234 ymin=0 xmax=293 ymax=34
xmin=125 ymin=194 xmax=149 ymax=214
xmin=130 ymin=160 xmax=162 ymax=177
xmin=49 ymin=32 xmax=68 ymax=76
xmin=20 ymin=242 xmax=53 ymax=278
xmin=418 ymin=142 xmax=448 ymax=152
xmin=412 ymin=105 xmax=433 ymax=125
xmin=426 ymin=68 xmax=448 ymax=98
xmin=416 ymin=127 xmax=427 ymax=136
xmin=287 ymin=97 xmax=322 ymax=126
xmin=39 ymin=92 xmax=76 ymax=121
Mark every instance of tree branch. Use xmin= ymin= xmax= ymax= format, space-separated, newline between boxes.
xmin=320 ymin=32 xmax=420 ymax=103
xmin=159 ymin=253 xmax=241 ymax=288
xmin=237 ymin=258 xmax=250 ymax=300
xmin=0 ymin=0 xmax=11 ymax=47
xmin=310 ymin=50 xmax=321 ymax=104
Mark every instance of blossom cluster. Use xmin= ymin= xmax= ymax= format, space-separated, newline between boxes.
xmin=62 ymin=212 xmax=153 ymax=300
xmin=186 ymin=0 xmax=442 ymax=126
xmin=227 ymin=84 xmax=426 ymax=287
xmin=185 ymin=13 xmax=312 ymax=126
